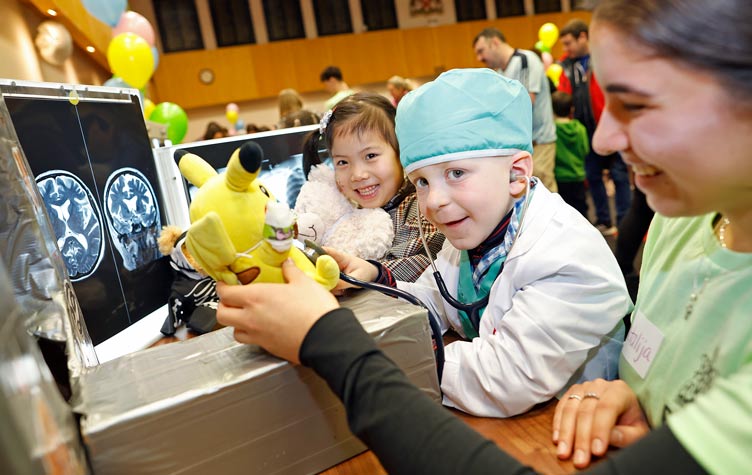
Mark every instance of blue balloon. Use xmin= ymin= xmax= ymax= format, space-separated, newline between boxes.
xmin=104 ymin=76 xmax=145 ymax=102
xmin=103 ymin=76 xmax=130 ymax=88
xmin=82 ymin=0 xmax=127 ymax=27
xmin=151 ymin=46 xmax=160 ymax=71
xmin=235 ymin=119 xmax=245 ymax=131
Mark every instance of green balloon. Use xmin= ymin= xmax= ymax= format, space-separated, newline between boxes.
xmin=149 ymin=102 xmax=188 ymax=144
xmin=535 ymin=40 xmax=551 ymax=54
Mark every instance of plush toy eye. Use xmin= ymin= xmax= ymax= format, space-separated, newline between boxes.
xmin=259 ymin=185 xmax=270 ymax=197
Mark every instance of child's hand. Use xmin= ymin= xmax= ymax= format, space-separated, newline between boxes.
xmin=552 ymin=379 xmax=650 ymax=469
xmin=323 ymin=247 xmax=379 ymax=293
xmin=216 ymin=259 xmax=339 ymax=364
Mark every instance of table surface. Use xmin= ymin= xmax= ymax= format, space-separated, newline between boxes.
xmin=320 ymin=399 xmax=575 ymax=475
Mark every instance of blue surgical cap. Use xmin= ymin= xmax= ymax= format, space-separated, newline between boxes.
xmin=396 ymin=68 xmax=533 ymax=174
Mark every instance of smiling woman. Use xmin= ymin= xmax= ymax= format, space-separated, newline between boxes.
xmin=590 ymin=25 xmax=752 ymax=229
xmin=550 ymin=1 xmax=752 ymax=472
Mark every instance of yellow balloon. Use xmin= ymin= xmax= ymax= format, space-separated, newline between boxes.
xmin=226 ymin=110 xmax=239 ymax=124
xmin=538 ymin=22 xmax=560 ymax=49
xmin=546 ymin=63 xmax=564 ymax=87
xmin=107 ymin=33 xmax=154 ymax=89
xmin=143 ymin=98 xmax=155 ymax=119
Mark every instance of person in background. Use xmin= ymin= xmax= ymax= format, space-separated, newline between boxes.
xmin=386 ymin=75 xmax=413 ymax=107
xmin=473 ymin=27 xmax=558 ymax=193
xmin=300 ymin=92 xmax=444 ymax=282
xmin=558 ymin=19 xmax=631 ymax=236
xmin=245 ymin=123 xmax=270 ymax=134
xmin=279 ymin=110 xmax=319 ymax=129
xmin=320 ymin=66 xmax=355 ymax=111
xmin=552 ymin=91 xmax=589 ymax=217
xmin=277 ymin=88 xmax=304 ymax=127
xmin=202 ymin=121 xmax=228 ymax=141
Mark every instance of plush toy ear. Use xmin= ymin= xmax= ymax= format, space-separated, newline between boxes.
xmin=176 ymin=150 xmax=217 ymax=188
xmin=226 ymin=141 xmax=263 ymax=192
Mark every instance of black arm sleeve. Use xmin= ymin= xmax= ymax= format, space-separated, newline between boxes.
xmin=300 ymin=309 xmax=707 ymax=475
xmin=300 ymin=308 xmax=534 ymax=475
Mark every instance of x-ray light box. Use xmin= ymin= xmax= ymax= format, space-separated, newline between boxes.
xmin=1 ymin=79 xmax=171 ymax=364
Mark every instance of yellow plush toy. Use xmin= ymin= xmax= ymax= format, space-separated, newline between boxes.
xmin=175 ymin=141 xmax=340 ymax=289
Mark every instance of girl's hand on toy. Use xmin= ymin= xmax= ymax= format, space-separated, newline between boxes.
xmin=323 ymin=247 xmax=379 ymax=294
xmin=216 ymin=259 xmax=339 ymax=364
xmin=552 ymin=378 xmax=650 ymax=469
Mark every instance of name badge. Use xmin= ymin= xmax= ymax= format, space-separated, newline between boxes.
xmin=622 ymin=311 xmax=664 ymax=378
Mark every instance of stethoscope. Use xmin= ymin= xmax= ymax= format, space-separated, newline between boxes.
xmin=301 ymin=240 xmax=447 ymax=382
xmin=416 ymin=175 xmax=533 ymax=335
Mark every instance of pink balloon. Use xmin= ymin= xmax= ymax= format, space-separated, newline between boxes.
xmin=112 ymin=11 xmax=155 ymax=47
xmin=542 ymin=51 xmax=553 ymax=70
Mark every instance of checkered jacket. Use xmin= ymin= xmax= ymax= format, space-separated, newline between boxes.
xmin=381 ymin=192 xmax=444 ymax=282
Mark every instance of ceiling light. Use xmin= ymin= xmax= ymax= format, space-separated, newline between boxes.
xmin=47 ymin=9 xmax=57 ymax=16
xmin=86 ymin=46 xmax=96 ymax=53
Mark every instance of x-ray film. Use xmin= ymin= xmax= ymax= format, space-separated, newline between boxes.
xmin=3 ymin=86 xmax=171 ymax=360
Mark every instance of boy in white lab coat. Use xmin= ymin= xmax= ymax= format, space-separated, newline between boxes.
xmin=332 ymin=68 xmax=631 ymax=418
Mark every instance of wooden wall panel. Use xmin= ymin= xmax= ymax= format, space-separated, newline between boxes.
xmin=334 ymin=30 xmax=408 ymax=86
xmin=432 ymin=21 xmax=482 ymax=72
xmin=151 ymin=11 xmax=592 ymax=108
xmin=287 ymin=38 xmax=334 ymax=92
xmin=400 ymin=28 xmax=438 ymax=79
xmin=251 ymin=40 xmax=309 ymax=98
xmin=152 ymin=47 xmax=259 ymax=109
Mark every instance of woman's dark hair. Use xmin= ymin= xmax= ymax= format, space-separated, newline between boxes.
xmin=594 ymin=0 xmax=752 ymax=102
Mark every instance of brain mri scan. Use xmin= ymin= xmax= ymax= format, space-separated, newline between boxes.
xmin=36 ymin=171 xmax=105 ymax=281
xmin=104 ymin=167 xmax=161 ymax=271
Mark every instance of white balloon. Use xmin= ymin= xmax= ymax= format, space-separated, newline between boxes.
xmin=35 ymin=21 xmax=73 ymax=66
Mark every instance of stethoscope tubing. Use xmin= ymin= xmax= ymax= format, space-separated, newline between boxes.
xmin=339 ymin=272 xmax=445 ymax=383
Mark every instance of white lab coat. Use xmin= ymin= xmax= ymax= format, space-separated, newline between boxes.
xmin=399 ymin=185 xmax=632 ymax=417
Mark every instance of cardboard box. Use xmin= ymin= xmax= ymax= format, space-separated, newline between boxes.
xmin=75 ymin=291 xmax=439 ymax=475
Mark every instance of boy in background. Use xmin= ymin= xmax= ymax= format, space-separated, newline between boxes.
xmin=552 ymin=91 xmax=589 ymax=217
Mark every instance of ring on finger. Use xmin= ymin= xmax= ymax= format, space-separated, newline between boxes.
xmin=568 ymin=394 xmax=583 ymax=401
xmin=584 ymin=392 xmax=600 ymax=400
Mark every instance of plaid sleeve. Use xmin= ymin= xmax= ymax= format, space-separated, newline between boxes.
xmin=367 ymin=260 xmax=397 ymax=288
xmin=380 ymin=193 xmax=444 ymax=282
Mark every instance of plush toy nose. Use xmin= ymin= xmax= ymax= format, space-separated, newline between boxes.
xmin=226 ymin=141 xmax=263 ymax=191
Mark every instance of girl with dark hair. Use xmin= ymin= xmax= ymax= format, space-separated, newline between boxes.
xmin=298 ymin=92 xmax=444 ymax=281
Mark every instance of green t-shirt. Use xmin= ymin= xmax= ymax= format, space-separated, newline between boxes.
xmin=554 ymin=119 xmax=588 ymax=182
xmin=324 ymin=89 xmax=355 ymax=111
xmin=620 ymin=213 xmax=752 ymax=474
